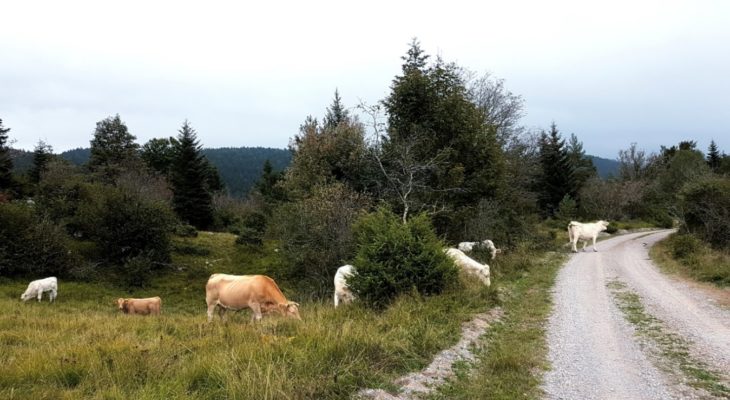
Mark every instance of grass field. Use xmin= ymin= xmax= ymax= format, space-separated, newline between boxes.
xmin=0 ymin=232 xmax=502 ymax=399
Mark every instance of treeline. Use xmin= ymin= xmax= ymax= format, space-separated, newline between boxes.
xmin=11 ymin=146 xmax=292 ymax=198
xmin=1 ymin=39 xmax=728 ymax=305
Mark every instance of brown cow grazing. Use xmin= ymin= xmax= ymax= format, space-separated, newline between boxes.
xmin=205 ymin=274 xmax=301 ymax=322
xmin=116 ymin=297 xmax=162 ymax=315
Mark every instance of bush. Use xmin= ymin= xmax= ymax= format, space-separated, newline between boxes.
xmin=347 ymin=208 xmax=458 ymax=309
xmin=75 ymin=187 xmax=175 ymax=269
xmin=174 ymin=223 xmax=198 ymax=238
xmin=680 ymin=177 xmax=730 ymax=249
xmin=667 ymin=234 xmax=702 ymax=260
xmin=0 ymin=202 xmax=78 ymax=277
xmin=266 ymin=182 xmax=369 ymax=297
xmin=234 ymin=210 xmax=267 ymax=246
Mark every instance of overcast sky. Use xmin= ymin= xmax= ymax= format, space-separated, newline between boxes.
xmin=1 ymin=0 xmax=728 ymax=158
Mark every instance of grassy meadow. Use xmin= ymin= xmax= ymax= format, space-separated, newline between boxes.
xmin=0 ymin=232 xmax=501 ymax=399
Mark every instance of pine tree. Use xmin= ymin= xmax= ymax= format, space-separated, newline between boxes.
xmin=255 ymin=159 xmax=285 ymax=202
xmin=170 ymin=121 xmax=213 ymax=229
xmin=707 ymin=140 xmax=721 ymax=172
xmin=0 ymin=118 xmax=12 ymax=190
xmin=88 ymin=114 xmax=140 ymax=182
xmin=567 ymin=133 xmax=596 ymax=194
xmin=323 ymin=89 xmax=349 ymax=129
xmin=536 ymin=123 xmax=575 ymax=215
xmin=29 ymin=140 xmax=54 ymax=183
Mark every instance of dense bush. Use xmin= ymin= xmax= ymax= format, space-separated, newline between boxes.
xmin=75 ymin=187 xmax=175 ymax=281
xmin=348 ymin=208 xmax=458 ymax=309
xmin=0 ymin=202 xmax=79 ymax=277
xmin=666 ymin=234 xmax=702 ymax=260
xmin=267 ymin=182 xmax=369 ymax=297
xmin=680 ymin=177 xmax=730 ymax=249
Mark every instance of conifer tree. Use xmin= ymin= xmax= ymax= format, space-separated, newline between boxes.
xmin=0 ymin=118 xmax=12 ymax=190
xmin=29 ymin=140 xmax=54 ymax=183
xmin=323 ymin=89 xmax=349 ymax=129
xmin=255 ymin=159 xmax=285 ymax=202
xmin=536 ymin=123 xmax=575 ymax=215
xmin=567 ymin=133 xmax=596 ymax=194
xmin=707 ymin=140 xmax=721 ymax=172
xmin=88 ymin=114 xmax=140 ymax=182
xmin=170 ymin=121 xmax=213 ymax=229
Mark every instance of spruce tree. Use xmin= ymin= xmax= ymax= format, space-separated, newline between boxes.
xmin=707 ymin=140 xmax=721 ymax=172
xmin=29 ymin=140 xmax=54 ymax=183
xmin=323 ymin=89 xmax=349 ymax=129
xmin=536 ymin=123 xmax=575 ymax=215
xmin=0 ymin=118 xmax=12 ymax=190
xmin=255 ymin=159 xmax=285 ymax=202
xmin=170 ymin=121 xmax=213 ymax=229
xmin=567 ymin=133 xmax=596 ymax=194
xmin=88 ymin=114 xmax=140 ymax=182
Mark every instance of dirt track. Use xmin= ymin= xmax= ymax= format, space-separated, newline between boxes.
xmin=542 ymin=230 xmax=730 ymax=399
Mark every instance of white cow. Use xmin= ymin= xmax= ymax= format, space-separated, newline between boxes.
xmin=445 ymin=248 xmax=491 ymax=286
xmin=568 ymin=220 xmax=610 ymax=252
xmin=457 ymin=240 xmax=501 ymax=260
xmin=334 ymin=264 xmax=356 ymax=308
xmin=21 ymin=277 xmax=58 ymax=302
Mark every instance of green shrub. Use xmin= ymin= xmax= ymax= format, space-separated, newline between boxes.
xmin=668 ymin=234 xmax=702 ymax=260
xmin=267 ymin=182 xmax=368 ymax=297
xmin=348 ymin=208 xmax=458 ymax=309
xmin=680 ymin=177 xmax=730 ymax=248
xmin=174 ymin=223 xmax=198 ymax=238
xmin=75 ymin=187 xmax=175 ymax=269
xmin=0 ymin=202 xmax=78 ymax=277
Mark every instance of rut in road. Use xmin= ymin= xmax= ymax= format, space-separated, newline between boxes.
xmin=542 ymin=230 xmax=730 ymax=400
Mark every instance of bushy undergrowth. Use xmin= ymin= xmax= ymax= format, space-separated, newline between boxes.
xmin=348 ymin=209 xmax=458 ymax=309
xmin=652 ymin=233 xmax=730 ymax=287
xmin=680 ymin=177 xmax=730 ymax=249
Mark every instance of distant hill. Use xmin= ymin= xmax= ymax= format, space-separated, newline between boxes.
xmin=202 ymin=147 xmax=291 ymax=197
xmin=9 ymin=149 xmax=34 ymax=172
xmin=50 ymin=146 xmax=292 ymax=197
xmin=589 ymin=155 xmax=620 ymax=179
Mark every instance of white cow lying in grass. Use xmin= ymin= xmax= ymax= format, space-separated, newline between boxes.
xmin=334 ymin=264 xmax=356 ymax=308
xmin=457 ymin=239 xmax=501 ymax=260
xmin=21 ymin=277 xmax=58 ymax=302
xmin=568 ymin=220 xmax=610 ymax=252
xmin=445 ymin=248 xmax=491 ymax=286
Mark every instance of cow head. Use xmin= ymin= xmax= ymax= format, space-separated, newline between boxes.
xmin=20 ymin=290 xmax=33 ymax=302
xmin=279 ymin=301 xmax=301 ymax=320
xmin=598 ymin=220 xmax=610 ymax=231
xmin=116 ymin=298 xmax=129 ymax=313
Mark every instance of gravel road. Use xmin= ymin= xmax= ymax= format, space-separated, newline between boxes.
xmin=542 ymin=230 xmax=730 ymax=400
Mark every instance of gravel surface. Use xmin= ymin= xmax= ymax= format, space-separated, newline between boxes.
xmin=541 ymin=230 xmax=729 ymax=400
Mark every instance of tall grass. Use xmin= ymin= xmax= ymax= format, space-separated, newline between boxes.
xmin=0 ymin=232 xmax=494 ymax=399
xmin=651 ymin=233 xmax=730 ymax=287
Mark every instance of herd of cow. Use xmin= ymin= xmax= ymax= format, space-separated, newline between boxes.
xmin=17 ymin=220 xmax=609 ymax=322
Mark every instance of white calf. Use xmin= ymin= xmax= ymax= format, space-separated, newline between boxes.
xmin=334 ymin=265 xmax=356 ymax=307
xmin=457 ymin=240 xmax=501 ymax=260
xmin=21 ymin=277 xmax=58 ymax=302
xmin=568 ymin=220 xmax=610 ymax=252
xmin=445 ymin=248 xmax=491 ymax=286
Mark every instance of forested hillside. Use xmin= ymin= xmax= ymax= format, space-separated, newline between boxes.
xmin=589 ymin=155 xmax=620 ymax=178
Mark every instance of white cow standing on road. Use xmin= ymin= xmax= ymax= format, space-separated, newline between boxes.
xmin=568 ymin=220 xmax=610 ymax=252
xmin=21 ymin=277 xmax=58 ymax=302
xmin=334 ymin=265 xmax=356 ymax=308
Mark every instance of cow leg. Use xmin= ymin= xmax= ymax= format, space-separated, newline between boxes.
xmin=217 ymin=307 xmax=227 ymax=321
xmin=592 ymin=236 xmax=598 ymax=252
xmin=334 ymin=292 xmax=339 ymax=308
xmin=571 ymin=239 xmax=578 ymax=253
xmin=37 ymin=291 xmax=43 ymax=302
xmin=582 ymin=240 xmax=588 ymax=252
xmin=250 ymin=303 xmax=263 ymax=322
xmin=206 ymin=304 xmax=217 ymax=323
xmin=50 ymin=290 xmax=57 ymax=302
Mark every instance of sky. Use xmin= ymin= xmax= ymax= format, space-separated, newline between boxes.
xmin=1 ymin=0 xmax=728 ymax=159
